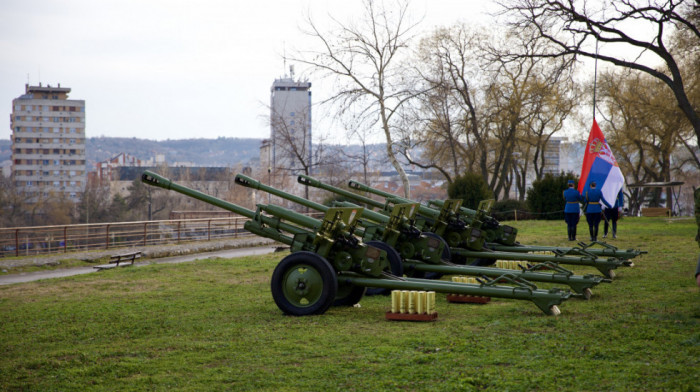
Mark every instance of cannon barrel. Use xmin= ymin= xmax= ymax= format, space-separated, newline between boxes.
xmin=347 ymin=179 xmax=441 ymax=218
xmin=142 ymin=170 xmax=309 ymax=238
xmin=143 ymin=170 xmax=256 ymax=220
xmin=350 ymin=179 xmax=481 ymax=218
xmin=236 ymin=174 xmax=329 ymax=213
xmin=298 ymin=175 xmax=386 ymax=210
xmin=236 ymin=174 xmax=392 ymax=240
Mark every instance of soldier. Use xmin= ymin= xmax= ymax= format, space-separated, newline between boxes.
xmin=583 ymin=181 xmax=611 ymax=242
xmin=603 ymin=190 xmax=624 ymax=239
xmin=563 ymin=180 xmax=582 ymax=241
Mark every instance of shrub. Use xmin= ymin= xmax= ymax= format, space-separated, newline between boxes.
xmin=447 ymin=172 xmax=494 ymax=210
xmin=526 ymin=172 xmax=578 ymax=220
xmin=491 ymin=199 xmax=531 ymax=221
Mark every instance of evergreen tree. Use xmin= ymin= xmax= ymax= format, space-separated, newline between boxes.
xmin=526 ymin=172 xmax=578 ymax=220
xmin=447 ymin=172 xmax=494 ymax=209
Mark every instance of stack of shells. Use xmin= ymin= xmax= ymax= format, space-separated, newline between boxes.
xmin=495 ymin=260 xmax=530 ymax=270
xmin=390 ymin=290 xmax=436 ymax=315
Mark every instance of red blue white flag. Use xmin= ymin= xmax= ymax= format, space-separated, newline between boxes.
xmin=577 ymin=119 xmax=624 ymax=207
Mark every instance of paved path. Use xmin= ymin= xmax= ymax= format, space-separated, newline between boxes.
xmin=0 ymin=245 xmax=277 ymax=286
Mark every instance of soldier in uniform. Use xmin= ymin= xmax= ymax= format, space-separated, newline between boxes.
xmin=563 ymin=180 xmax=582 ymax=241
xmin=603 ymin=190 xmax=624 ymax=239
xmin=583 ymin=181 xmax=611 ymax=242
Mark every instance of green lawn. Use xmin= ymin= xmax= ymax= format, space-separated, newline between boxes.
xmin=1 ymin=217 xmax=698 ymax=391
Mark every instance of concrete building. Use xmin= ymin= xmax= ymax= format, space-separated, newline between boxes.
xmin=269 ymin=68 xmax=312 ymax=176
xmin=10 ymin=84 xmax=86 ymax=201
xmin=96 ymin=152 xmax=145 ymax=181
xmin=542 ymin=137 xmax=563 ymax=175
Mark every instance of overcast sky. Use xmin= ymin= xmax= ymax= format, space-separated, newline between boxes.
xmin=0 ymin=0 xmax=504 ymax=142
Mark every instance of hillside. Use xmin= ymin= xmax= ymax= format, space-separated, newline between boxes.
xmin=1 ymin=137 xmax=399 ymax=172
xmin=86 ymin=137 xmax=263 ymax=168
xmin=0 ymin=137 xmax=263 ymax=169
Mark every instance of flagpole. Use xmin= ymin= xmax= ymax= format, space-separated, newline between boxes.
xmin=593 ymin=40 xmax=599 ymax=120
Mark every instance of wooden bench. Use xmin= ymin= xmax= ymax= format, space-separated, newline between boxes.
xmin=94 ymin=251 xmax=142 ymax=270
xmin=641 ymin=207 xmax=670 ymax=217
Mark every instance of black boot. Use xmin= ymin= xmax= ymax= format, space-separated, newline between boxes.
xmin=572 ymin=227 xmax=577 ymax=241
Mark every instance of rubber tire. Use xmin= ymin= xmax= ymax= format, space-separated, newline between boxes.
xmin=364 ymin=240 xmax=404 ymax=296
xmin=333 ymin=281 xmax=366 ymax=306
xmin=271 ymin=251 xmax=338 ymax=316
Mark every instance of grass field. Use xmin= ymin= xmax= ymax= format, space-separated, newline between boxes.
xmin=1 ymin=217 xmax=699 ymax=391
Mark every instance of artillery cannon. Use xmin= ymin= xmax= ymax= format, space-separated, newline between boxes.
xmin=141 ymin=170 xmax=571 ymax=315
xmin=235 ymin=174 xmax=609 ymax=298
xmin=298 ymin=175 xmax=632 ymax=279
xmin=298 ymin=175 xmax=486 ymax=251
xmin=348 ymin=180 xmax=518 ymax=246
xmin=428 ymin=199 xmax=646 ymax=261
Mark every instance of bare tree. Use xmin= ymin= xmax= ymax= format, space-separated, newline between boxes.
xmin=598 ymin=69 xmax=693 ymax=214
xmin=270 ymin=105 xmax=315 ymax=177
xmin=501 ymin=0 xmax=700 ymax=143
xmin=405 ymin=23 xmax=577 ymax=199
xmin=270 ymin=104 xmax=331 ymax=207
xmin=337 ymin=114 xmax=382 ymax=186
xmin=0 ymin=175 xmax=32 ymax=226
xmin=405 ymin=25 xmax=490 ymax=184
xmin=294 ymin=0 xmax=422 ymax=198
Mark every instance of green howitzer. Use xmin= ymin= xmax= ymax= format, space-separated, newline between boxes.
xmin=330 ymin=200 xmax=608 ymax=298
xmin=426 ymin=198 xmax=518 ymax=245
xmin=236 ymin=174 xmax=443 ymax=267
xmin=290 ymin=175 xmax=609 ymax=293
xmin=303 ymin=175 xmax=631 ymax=279
xmin=243 ymin=174 xmax=596 ymax=295
xmin=429 ymin=200 xmax=645 ymax=261
xmin=299 ymin=175 xmax=487 ymax=251
xmin=349 ymin=180 xmax=518 ymax=246
xmin=142 ymin=171 xmax=572 ymax=316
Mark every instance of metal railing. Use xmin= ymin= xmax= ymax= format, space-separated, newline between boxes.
xmin=1 ymin=211 xmax=326 ymax=258
xmin=0 ymin=217 xmax=255 ymax=258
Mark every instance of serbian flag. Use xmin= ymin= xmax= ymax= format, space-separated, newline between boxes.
xmin=578 ymin=119 xmax=624 ymax=207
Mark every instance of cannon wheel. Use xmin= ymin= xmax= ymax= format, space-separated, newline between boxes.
xmin=365 ymin=241 xmax=404 ymax=296
xmin=271 ymin=251 xmax=338 ymax=316
xmin=333 ymin=281 xmax=366 ymax=306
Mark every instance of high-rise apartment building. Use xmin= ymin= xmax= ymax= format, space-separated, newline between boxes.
xmin=10 ymin=84 xmax=86 ymax=201
xmin=269 ymin=69 xmax=312 ymax=175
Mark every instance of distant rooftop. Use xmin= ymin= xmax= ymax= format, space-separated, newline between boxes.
xmin=25 ymin=83 xmax=71 ymax=94
xmin=271 ymin=78 xmax=311 ymax=90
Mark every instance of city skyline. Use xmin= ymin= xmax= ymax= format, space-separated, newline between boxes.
xmin=0 ymin=0 xmax=499 ymax=143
